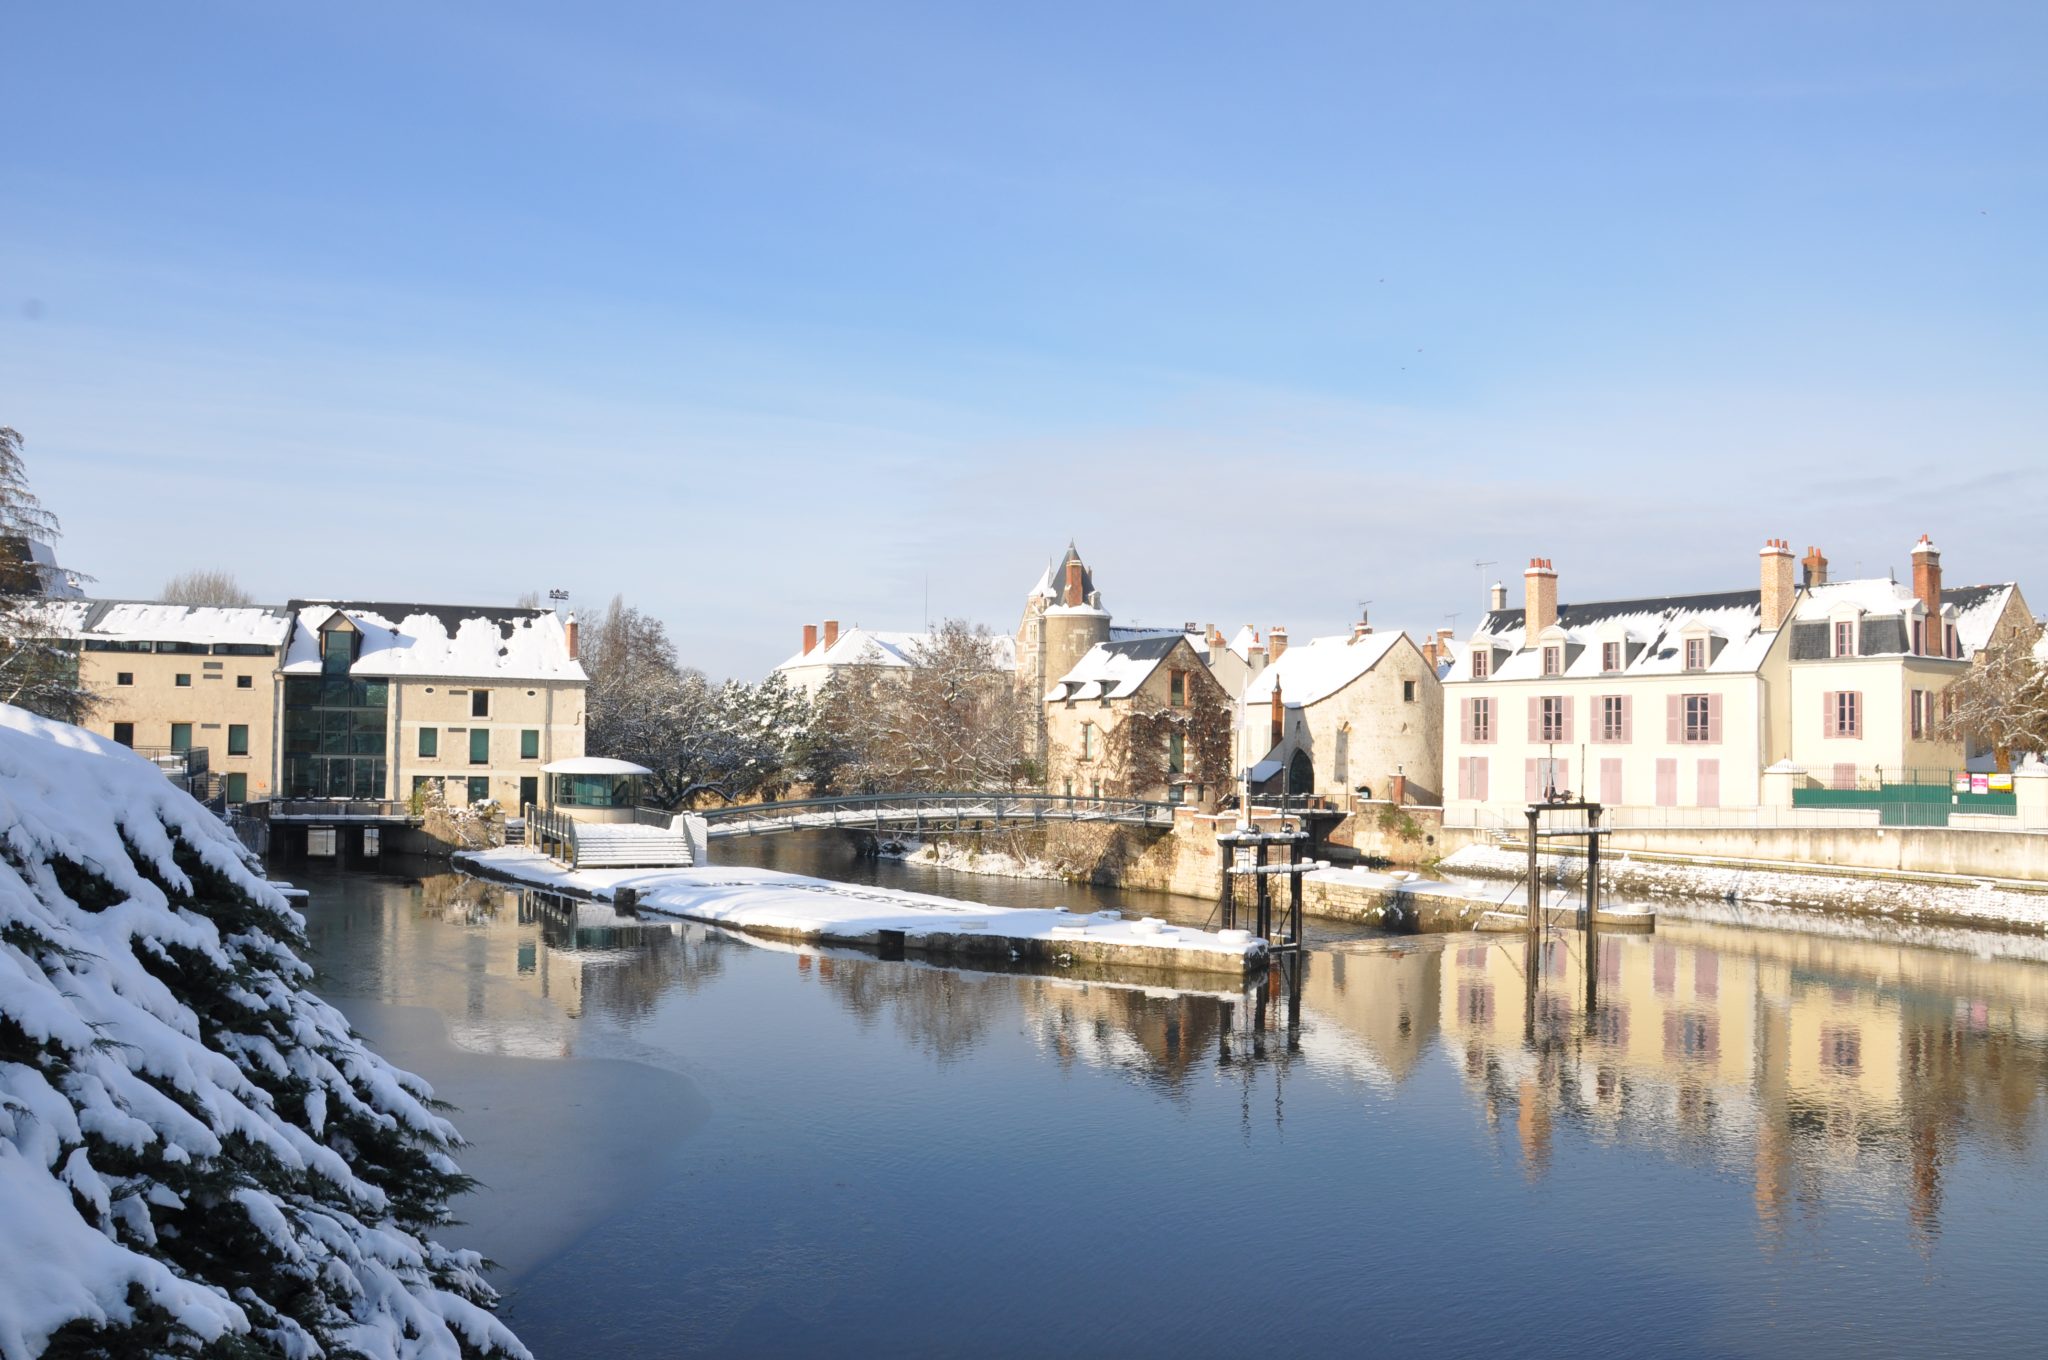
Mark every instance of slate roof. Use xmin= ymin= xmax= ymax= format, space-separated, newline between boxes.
xmin=1045 ymin=635 xmax=1186 ymax=702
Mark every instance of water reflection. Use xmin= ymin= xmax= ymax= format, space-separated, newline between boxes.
xmin=313 ymin=866 xmax=2048 ymax=1264
xmin=1430 ymin=918 xmax=2048 ymax=1247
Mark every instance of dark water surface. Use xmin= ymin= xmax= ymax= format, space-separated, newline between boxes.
xmin=290 ymin=836 xmax=2048 ymax=1358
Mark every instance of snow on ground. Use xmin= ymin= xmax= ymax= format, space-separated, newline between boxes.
xmin=457 ymin=848 xmax=1265 ymax=964
xmin=0 ymin=706 xmax=526 ymax=1359
xmin=1440 ymin=842 xmax=2048 ymax=934
xmin=878 ymin=836 xmax=1068 ymax=883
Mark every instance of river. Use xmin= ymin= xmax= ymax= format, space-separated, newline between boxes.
xmin=287 ymin=833 xmax=2048 ymax=1358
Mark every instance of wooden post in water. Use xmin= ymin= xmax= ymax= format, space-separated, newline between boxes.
xmin=1524 ymin=806 xmax=1542 ymax=1044
xmin=1584 ymin=803 xmax=1602 ymax=1020
xmin=1255 ymin=840 xmax=1271 ymax=940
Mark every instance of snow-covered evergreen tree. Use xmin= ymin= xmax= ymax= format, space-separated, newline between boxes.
xmin=0 ymin=427 xmax=96 ymax=724
xmin=0 ymin=706 xmax=527 ymax=1359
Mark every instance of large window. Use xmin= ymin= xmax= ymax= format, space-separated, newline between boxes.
xmin=1168 ymin=729 xmax=1186 ymax=775
xmin=321 ymin=629 xmax=355 ymax=674
xmin=1470 ymin=697 xmax=1492 ymax=743
xmin=1911 ymin=689 xmax=1928 ymax=740
xmin=1833 ymin=621 xmax=1855 ymax=657
xmin=1832 ymin=691 xmax=1860 ymax=738
xmin=227 ymin=724 xmax=249 ymax=756
xmin=112 ymin=723 xmax=134 ymax=747
xmin=1542 ymin=646 xmax=1562 ymax=677
xmin=1683 ymin=694 xmax=1713 ymax=742
xmin=1539 ymin=696 xmax=1566 ymax=743
xmin=1601 ymin=696 xmax=1625 ymax=741
xmin=1684 ymin=638 xmax=1706 ymax=671
xmin=223 ymin=773 xmax=247 ymax=804
xmin=555 ymin=773 xmax=641 ymax=807
xmin=469 ymin=728 xmax=490 ymax=765
xmin=282 ymin=675 xmax=388 ymax=799
xmin=466 ymin=777 xmax=490 ymax=805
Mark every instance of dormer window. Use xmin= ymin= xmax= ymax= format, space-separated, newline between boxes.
xmin=320 ymin=628 xmax=356 ymax=674
xmin=1912 ymin=619 xmax=1925 ymax=655
xmin=1471 ymin=649 xmax=1490 ymax=679
xmin=1542 ymin=646 xmax=1561 ymax=677
xmin=1602 ymin=641 xmax=1622 ymax=673
xmin=1833 ymin=621 xmax=1855 ymax=657
xmin=1684 ymin=638 xmax=1706 ymax=671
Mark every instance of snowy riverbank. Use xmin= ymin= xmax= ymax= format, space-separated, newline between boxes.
xmin=1439 ymin=842 xmax=2048 ymax=936
xmin=879 ymin=836 xmax=1069 ymax=883
xmin=454 ymin=848 xmax=1266 ymax=976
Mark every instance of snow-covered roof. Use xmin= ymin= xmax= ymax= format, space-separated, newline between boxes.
xmin=1243 ymin=631 xmax=1405 ymax=708
xmin=1226 ymin=625 xmax=1261 ymax=662
xmin=4 ymin=536 xmax=85 ymax=598
xmin=39 ymin=599 xmax=293 ymax=648
xmin=281 ymin=601 xmax=587 ymax=683
xmin=1044 ymin=634 xmax=1185 ymax=702
xmin=1788 ymin=579 xmax=2021 ymax=659
xmin=1443 ymin=588 xmax=1775 ymax=683
xmin=541 ymin=756 xmax=650 ymax=775
xmin=774 ymin=627 xmax=1018 ymax=674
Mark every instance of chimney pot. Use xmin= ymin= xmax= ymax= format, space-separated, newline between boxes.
xmin=1911 ymin=534 xmax=1944 ymax=655
xmin=1269 ymin=626 xmax=1290 ymax=662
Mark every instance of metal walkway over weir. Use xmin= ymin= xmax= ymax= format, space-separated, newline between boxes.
xmin=699 ymin=792 xmax=1178 ymax=840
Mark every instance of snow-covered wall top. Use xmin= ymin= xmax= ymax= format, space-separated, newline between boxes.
xmin=0 ymin=706 xmax=526 ymax=1358
xmin=282 ymin=602 xmax=587 ymax=684
xmin=774 ymin=626 xmax=1018 ymax=674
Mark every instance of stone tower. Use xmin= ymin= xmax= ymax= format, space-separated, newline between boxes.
xmin=1017 ymin=543 xmax=1111 ymax=771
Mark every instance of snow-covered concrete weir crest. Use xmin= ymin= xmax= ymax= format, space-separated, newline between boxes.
xmin=455 ymin=848 xmax=1269 ymax=977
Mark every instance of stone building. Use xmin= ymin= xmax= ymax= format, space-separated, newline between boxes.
xmin=281 ymin=601 xmax=587 ymax=811
xmin=1041 ymin=633 xmax=1232 ymax=804
xmin=1238 ymin=620 xmax=1444 ymax=806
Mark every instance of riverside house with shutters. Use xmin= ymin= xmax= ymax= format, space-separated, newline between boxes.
xmin=1441 ymin=537 xmax=2030 ymax=822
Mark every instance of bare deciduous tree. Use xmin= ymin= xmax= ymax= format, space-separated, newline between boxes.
xmin=160 ymin=567 xmax=255 ymax=607
xmin=1937 ymin=620 xmax=2048 ymax=771
xmin=811 ymin=619 xmax=1028 ymax=793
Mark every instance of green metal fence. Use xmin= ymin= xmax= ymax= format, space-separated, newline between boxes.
xmin=1794 ymin=774 xmax=2017 ymax=827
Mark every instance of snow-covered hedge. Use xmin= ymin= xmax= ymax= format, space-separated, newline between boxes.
xmin=0 ymin=707 xmax=527 ymax=1359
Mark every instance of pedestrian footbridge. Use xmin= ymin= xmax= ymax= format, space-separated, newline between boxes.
xmin=699 ymin=792 xmax=1178 ymax=840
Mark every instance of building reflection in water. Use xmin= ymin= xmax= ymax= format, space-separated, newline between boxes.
xmin=395 ymin=871 xmax=2048 ymax=1254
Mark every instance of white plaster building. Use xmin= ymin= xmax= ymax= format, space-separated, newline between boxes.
xmin=1441 ymin=537 xmax=2029 ymax=820
xmin=772 ymin=621 xmax=1017 ymax=700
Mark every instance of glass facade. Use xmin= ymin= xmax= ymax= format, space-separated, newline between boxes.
xmin=555 ymin=773 xmax=641 ymax=807
xmin=282 ymin=675 xmax=388 ymax=799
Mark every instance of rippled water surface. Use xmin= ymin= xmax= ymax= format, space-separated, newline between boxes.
xmin=289 ymin=836 xmax=2048 ymax=1358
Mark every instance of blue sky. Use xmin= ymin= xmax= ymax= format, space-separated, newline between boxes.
xmin=4 ymin=1 xmax=2042 ymax=677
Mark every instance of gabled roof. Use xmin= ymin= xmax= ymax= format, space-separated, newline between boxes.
xmin=1244 ymin=631 xmax=1405 ymax=708
xmin=1045 ymin=634 xmax=1186 ymax=702
xmin=1226 ymin=625 xmax=1261 ymax=662
xmin=282 ymin=600 xmax=586 ymax=682
xmin=774 ymin=627 xmax=1018 ymax=673
xmin=1787 ymin=579 xmax=2021 ymax=659
xmin=1445 ymin=588 xmax=1775 ymax=682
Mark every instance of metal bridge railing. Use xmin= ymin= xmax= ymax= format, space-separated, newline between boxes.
xmin=697 ymin=791 xmax=1178 ymax=837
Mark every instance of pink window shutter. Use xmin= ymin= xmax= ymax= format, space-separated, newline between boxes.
xmin=1527 ymin=695 xmax=1540 ymax=742
xmin=1621 ymin=696 xmax=1632 ymax=743
xmin=1460 ymin=697 xmax=1473 ymax=743
xmin=1823 ymin=690 xmax=1836 ymax=738
xmin=1707 ymin=694 xmax=1722 ymax=744
xmin=1558 ymin=759 xmax=1571 ymax=796
xmin=1667 ymin=694 xmax=1680 ymax=743
xmin=1655 ymin=758 xmax=1677 ymax=807
xmin=1476 ymin=757 xmax=1489 ymax=802
xmin=1698 ymin=759 xmax=1719 ymax=807
xmin=1850 ymin=691 xmax=1862 ymax=738
xmin=1456 ymin=758 xmax=1470 ymax=800
xmin=1601 ymin=757 xmax=1622 ymax=805
xmin=1525 ymin=758 xmax=1539 ymax=802
xmin=1560 ymin=697 xmax=1574 ymax=744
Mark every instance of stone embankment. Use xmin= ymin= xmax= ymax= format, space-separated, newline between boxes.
xmin=1439 ymin=842 xmax=2048 ymax=937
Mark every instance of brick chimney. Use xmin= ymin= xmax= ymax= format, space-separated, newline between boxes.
xmin=1912 ymin=534 xmax=1944 ymax=656
xmin=1351 ymin=612 xmax=1373 ymax=641
xmin=802 ymin=623 xmax=818 ymax=655
xmin=1802 ymin=545 xmax=1828 ymax=589
xmin=1389 ymin=771 xmax=1408 ymax=806
xmin=1759 ymin=538 xmax=1796 ymax=630
xmin=1420 ymin=636 xmax=1437 ymax=670
xmin=1524 ymin=558 xmax=1558 ymax=636
xmin=565 ymin=612 xmax=578 ymax=659
xmin=1269 ymin=626 xmax=1289 ymax=662
xmin=1064 ymin=560 xmax=1085 ymax=606
xmin=823 ymin=619 xmax=840 ymax=649
xmin=1270 ymin=684 xmax=1284 ymax=750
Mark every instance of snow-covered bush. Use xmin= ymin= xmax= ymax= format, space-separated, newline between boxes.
xmin=0 ymin=706 xmax=527 ymax=1359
